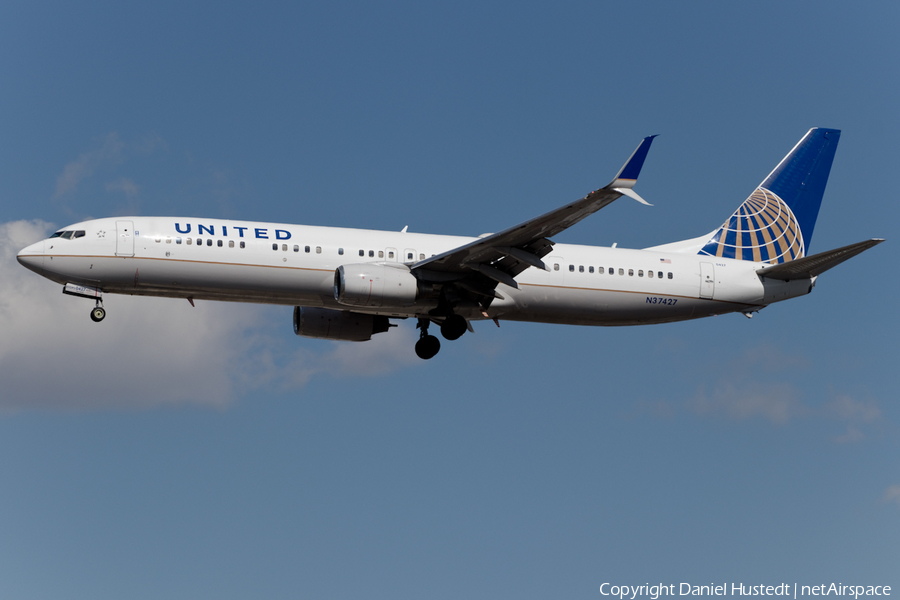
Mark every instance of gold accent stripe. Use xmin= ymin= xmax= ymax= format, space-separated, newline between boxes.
xmin=40 ymin=254 xmax=334 ymax=273
xmin=517 ymin=283 xmax=764 ymax=307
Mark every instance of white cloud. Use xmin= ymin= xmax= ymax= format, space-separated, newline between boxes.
xmin=681 ymin=344 xmax=883 ymax=438
xmin=686 ymin=344 xmax=809 ymax=425
xmin=268 ymin=328 xmax=421 ymax=390
xmin=1 ymin=220 xmax=259 ymax=411
xmin=827 ymin=394 xmax=881 ymax=423
xmin=883 ymin=485 xmax=900 ymax=508
xmin=1 ymin=220 xmax=418 ymax=413
xmin=689 ymin=381 xmax=806 ymax=425
xmin=105 ymin=177 xmax=139 ymax=198
xmin=54 ymin=133 xmax=126 ymax=198
xmin=827 ymin=394 xmax=882 ymax=443
xmin=104 ymin=177 xmax=142 ymax=215
xmin=739 ymin=343 xmax=811 ymax=372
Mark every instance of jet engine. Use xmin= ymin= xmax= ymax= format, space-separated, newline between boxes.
xmin=293 ymin=307 xmax=391 ymax=342
xmin=334 ymin=263 xmax=419 ymax=308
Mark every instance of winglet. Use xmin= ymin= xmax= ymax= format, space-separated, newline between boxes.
xmin=608 ymin=135 xmax=657 ymax=189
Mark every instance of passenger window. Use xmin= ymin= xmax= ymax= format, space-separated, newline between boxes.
xmin=294 ymin=245 xmax=299 ymax=252
xmin=554 ymin=264 xmax=559 ymax=271
xmin=316 ymin=247 xmax=322 ymax=254
xmin=197 ymin=238 xmax=203 ymax=245
xmin=166 ymin=236 xmax=171 ymax=244
xmin=628 ymin=269 xmax=634 ymax=276
xmin=272 ymin=243 xmax=278 ymax=250
xmin=668 ymin=272 xmax=673 ymax=279
xmin=218 ymin=240 xmax=223 ymax=247
xmin=608 ymin=267 xmax=614 ymax=275
xmin=388 ymin=251 xmax=394 ymax=259
xmin=176 ymin=237 xmax=182 ymax=244
xmin=155 ymin=236 xmax=161 ymax=243
xmin=187 ymin=238 xmax=193 ymax=245
xmin=359 ymin=249 xmax=364 ymax=256
xmin=378 ymin=251 xmax=384 ymax=258
xmin=648 ymin=270 xmax=654 ymax=278
xmin=638 ymin=270 xmax=643 ymax=277
xmin=407 ymin=252 xmax=413 ymax=260
xmin=279 ymin=244 xmax=285 ymax=251
xmin=419 ymin=253 xmax=425 ymax=260
xmin=305 ymin=246 xmax=310 ymax=253
xmin=579 ymin=265 xmax=584 ymax=273
xmin=589 ymin=266 xmax=594 ymax=273
xmin=338 ymin=248 xmax=344 ymax=255
xmin=206 ymin=239 xmax=212 ymax=246
xmin=369 ymin=250 xmax=375 ymax=257
xmin=618 ymin=268 xmax=624 ymax=275
xmin=658 ymin=271 xmax=663 ymax=278
xmin=569 ymin=265 xmax=574 ymax=272
xmin=240 ymin=241 xmax=245 ymax=249
xmin=229 ymin=240 xmax=235 ymax=248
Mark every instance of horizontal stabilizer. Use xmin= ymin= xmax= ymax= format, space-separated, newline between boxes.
xmin=756 ymin=238 xmax=884 ymax=281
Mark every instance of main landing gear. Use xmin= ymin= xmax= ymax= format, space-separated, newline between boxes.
xmin=415 ymin=314 xmax=470 ymax=360
xmin=440 ymin=314 xmax=467 ymax=341
xmin=415 ymin=318 xmax=441 ymax=360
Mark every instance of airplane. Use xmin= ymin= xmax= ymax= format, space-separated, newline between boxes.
xmin=17 ymin=128 xmax=883 ymax=359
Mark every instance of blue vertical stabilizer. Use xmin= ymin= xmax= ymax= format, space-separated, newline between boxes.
xmin=699 ymin=128 xmax=840 ymax=263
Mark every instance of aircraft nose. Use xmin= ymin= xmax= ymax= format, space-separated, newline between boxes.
xmin=16 ymin=240 xmax=45 ymax=274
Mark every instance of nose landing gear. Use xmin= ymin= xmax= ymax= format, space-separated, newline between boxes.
xmin=90 ymin=303 xmax=106 ymax=322
xmin=62 ymin=283 xmax=106 ymax=323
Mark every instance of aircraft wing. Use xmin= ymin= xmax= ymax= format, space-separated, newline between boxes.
xmin=411 ymin=135 xmax=656 ymax=293
xmin=756 ymin=238 xmax=884 ymax=281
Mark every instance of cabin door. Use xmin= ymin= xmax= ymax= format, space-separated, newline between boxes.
xmin=116 ymin=220 xmax=134 ymax=257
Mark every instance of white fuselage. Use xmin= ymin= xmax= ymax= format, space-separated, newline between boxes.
xmin=17 ymin=216 xmax=813 ymax=325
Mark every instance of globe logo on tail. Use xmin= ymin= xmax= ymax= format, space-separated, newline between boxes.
xmin=699 ymin=188 xmax=804 ymax=264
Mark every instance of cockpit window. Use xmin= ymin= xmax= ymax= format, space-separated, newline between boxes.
xmin=49 ymin=230 xmax=87 ymax=240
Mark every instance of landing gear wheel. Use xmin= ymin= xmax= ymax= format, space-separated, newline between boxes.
xmin=440 ymin=314 xmax=467 ymax=341
xmin=415 ymin=335 xmax=441 ymax=360
xmin=90 ymin=306 xmax=106 ymax=322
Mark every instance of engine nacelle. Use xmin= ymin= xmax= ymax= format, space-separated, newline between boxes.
xmin=334 ymin=263 xmax=418 ymax=308
xmin=293 ymin=307 xmax=390 ymax=342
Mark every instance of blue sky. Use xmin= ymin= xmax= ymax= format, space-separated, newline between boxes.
xmin=1 ymin=1 xmax=898 ymax=598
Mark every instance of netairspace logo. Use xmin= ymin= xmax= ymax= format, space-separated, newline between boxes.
xmin=599 ymin=584 xmax=892 ymax=600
